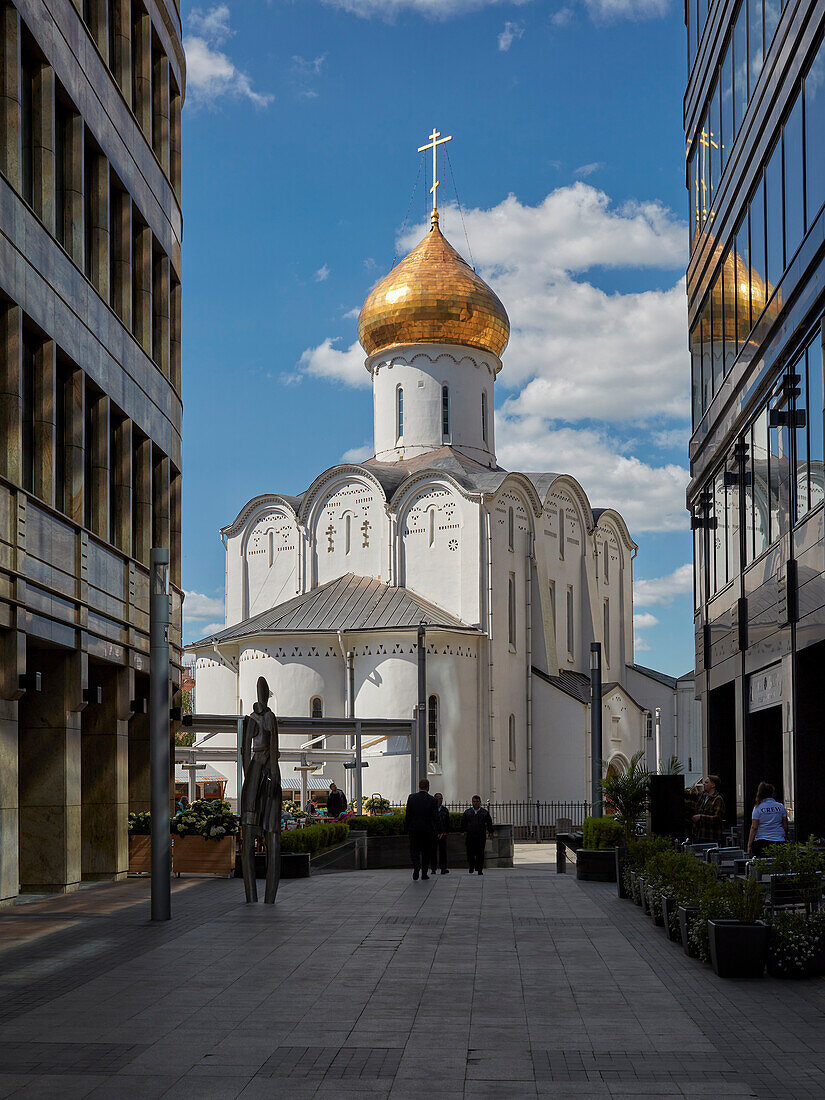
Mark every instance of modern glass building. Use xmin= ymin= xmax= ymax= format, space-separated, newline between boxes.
xmin=686 ymin=0 xmax=825 ymax=836
xmin=0 ymin=0 xmax=184 ymax=901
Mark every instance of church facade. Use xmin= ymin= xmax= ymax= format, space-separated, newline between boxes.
xmin=189 ymin=207 xmax=697 ymax=806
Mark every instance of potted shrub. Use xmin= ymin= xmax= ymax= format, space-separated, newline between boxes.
xmin=679 ymin=904 xmax=700 ymax=956
xmin=599 ymin=750 xmax=650 ymax=846
xmin=173 ymin=799 xmax=238 ymax=876
xmin=128 ymin=811 xmax=153 ymax=873
xmin=661 ymin=893 xmax=679 ymax=941
xmin=577 ymin=816 xmax=623 ymax=881
xmin=708 ymin=879 xmax=769 ymax=978
xmin=363 ymin=795 xmax=390 ymax=817
xmin=767 ymin=911 xmax=825 ymax=978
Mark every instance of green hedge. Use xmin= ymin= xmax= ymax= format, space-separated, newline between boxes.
xmin=347 ymin=814 xmax=405 ymax=835
xmin=280 ymin=823 xmax=349 ymax=854
xmin=582 ymin=816 xmax=624 ymax=849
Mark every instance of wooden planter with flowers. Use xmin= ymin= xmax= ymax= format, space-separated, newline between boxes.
xmin=172 ymin=835 xmax=235 ymax=876
xmin=129 ymin=835 xmax=152 ymax=874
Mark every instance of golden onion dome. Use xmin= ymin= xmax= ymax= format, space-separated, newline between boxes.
xmin=357 ymin=214 xmax=510 ymax=358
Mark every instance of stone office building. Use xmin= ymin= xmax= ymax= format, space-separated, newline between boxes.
xmin=686 ymin=0 xmax=825 ymax=836
xmin=0 ymin=0 xmax=184 ymax=903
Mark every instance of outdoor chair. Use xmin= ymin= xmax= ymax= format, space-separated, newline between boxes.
xmin=768 ymin=873 xmax=824 ymax=915
xmin=685 ymin=843 xmax=717 ymax=858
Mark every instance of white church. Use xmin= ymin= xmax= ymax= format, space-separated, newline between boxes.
xmin=189 ymin=188 xmax=699 ymax=808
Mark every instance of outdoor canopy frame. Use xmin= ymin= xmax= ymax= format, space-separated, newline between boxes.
xmin=177 ymin=714 xmax=419 ymax=813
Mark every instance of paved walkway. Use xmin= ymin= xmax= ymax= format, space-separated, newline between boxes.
xmin=0 ymin=847 xmax=824 ymax=1099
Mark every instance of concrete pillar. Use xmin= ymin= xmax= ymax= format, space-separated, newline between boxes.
xmin=132 ymin=8 xmax=151 ymax=141
xmin=18 ymin=648 xmax=86 ymax=894
xmin=64 ymin=365 xmax=84 ymax=526
xmin=152 ymin=51 xmax=170 ymax=175
xmin=111 ymin=188 xmax=132 ymax=327
xmin=170 ymin=466 xmax=181 ymax=589
xmin=34 ymin=339 xmax=57 ymax=508
xmin=88 ymin=151 xmax=110 ymax=301
xmin=86 ymin=0 xmax=109 ymax=65
xmin=90 ymin=392 xmax=109 ymax=541
xmin=171 ymin=277 xmax=181 ymax=392
xmin=152 ymin=251 xmax=170 ymax=377
xmin=111 ymin=0 xmax=132 ymax=101
xmin=113 ymin=416 xmax=132 ymax=553
xmin=152 ymin=451 xmax=170 ymax=552
xmin=0 ymin=304 xmax=23 ymax=485
xmin=32 ymin=62 xmax=55 ymax=235
xmin=81 ymin=665 xmax=131 ymax=881
xmin=133 ymin=432 xmax=152 ymax=565
xmin=0 ymin=627 xmax=23 ymax=904
xmin=63 ymin=112 xmax=84 ymax=267
xmin=133 ymin=219 xmax=152 ymax=354
xmin=0 ymin=3 xmax=21 ymax=192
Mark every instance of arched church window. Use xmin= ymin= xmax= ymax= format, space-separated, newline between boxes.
xmin=345 ymin=514 xmax=351 ymax=555
xmin=559 ymin=508 xmax=565 ymax=561
xmin=442 ymin=384 xmax=450 ymax=437
xmin=508 ymin=507 xmax=514 ymax=550
xmin=428 ymin=507 xmax=435 ymax=547
xmin=508 ymin=714 xmax=516 ymax=769
xmin=428 ymin=694 xmax=439 ymax=764
xmin=603 ymin=541 xmax=609 ymax=584
xmin=508 ymin=573 xmax=516 ymax=647
xmin=268 ymin=530 xmax=273 ymax=567
xmin=481 ymin=391 xmax=488 ymax=443
xmin=397 ymin=386 xmax=404 ymax=439
xmin=603 ymin=598 xmax=610 ymax=667
xmin=311 ymin=696 xmax=323 ymax=719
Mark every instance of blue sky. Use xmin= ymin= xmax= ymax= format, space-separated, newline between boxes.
xmin=180 ymin=0 xmax=696 ymax=676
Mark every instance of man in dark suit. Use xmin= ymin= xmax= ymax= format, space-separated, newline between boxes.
xmin=461 ymin=796 xmax=494 ymax=874
xmin=429 ymin=792 xmax=450 ymax=875
xmin=404 ymin=778 xmax=438 ymax=880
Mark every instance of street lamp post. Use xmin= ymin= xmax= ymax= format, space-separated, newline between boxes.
xmin=150 ymin=548 xmax=171 ymax=921
xmin=590 ymin=642 xmax=603 ymax=818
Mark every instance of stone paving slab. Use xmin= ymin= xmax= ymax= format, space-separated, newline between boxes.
xmin=0 ymin=847 xmax=824 ymax=1097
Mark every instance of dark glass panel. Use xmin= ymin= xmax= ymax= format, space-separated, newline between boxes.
xmin=21 ymin=335 xmax=35 ymax=494
xmin=734 ymin=0 xmax=748 ymax=133
xmin=805 ymin=39 xmax=825 ymax=230
xmin=721 ymin=37 xmax=734 ymax=166
xmin=691 ymin=320 xmax=703 ymax=426
xmin=807 ymin=335 xmax=824 ymax=511
xmin=699 ymin=107 xmax=711 ymax=225
xmin=748 ymin=0 xmax=764 ymax=96
xmin=688 ymin=146 xmax=699 ymax=247
xmin=735 ymin=215 xmax=750 ymax=349
xmin=710 ymin=78 xmax=722 ymax=214
xmin=783 ymin=91 xmax=804 ymax=261
xmin=764 ymin=0 xmax=780 ymax=50
xmin=749 ymin=177 xmax=767 ymax=322
xmin=768 ymin=396 xmax=784 ymax=542
xmin=711 ymin=269 xmax=724 ymax=395
xmin=795 ymin=355 xmax=810 ymax=521
xmin=726 ymin=449 xmax=740 ymax=577
xmin=723 ymin=248 xmax=737 ymax=375
xmin=752 ymin=408 xmax=770 ymax=556
xmin=713 ymin=472 xmax=728 ymax=591
xmin=765 ymin=140 xmax=783 ymax=287
xmin=701 ymin=296 xmax=713 ymax=411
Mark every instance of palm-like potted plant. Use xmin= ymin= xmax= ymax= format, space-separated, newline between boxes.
xmin=600 ymin=751 xmax=649 ymax=895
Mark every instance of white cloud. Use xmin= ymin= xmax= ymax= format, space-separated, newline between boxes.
xmin=341 ymin=443 xmax=373 ymax=463
xmin=574 ymin=161 xmax=603 ymax=177
xmin=551 ymin=6 xmax=574 ymax=24
xmin=195 ymin=622 xmax=226 ymax=637
xmin=582 ymin=0 xmax=670 ymax=19
xmin=498 ymin=21 xmax=524 ymax=50
xmin=292 ymin=54 xmax=327 ymax=76
xmin=496 ymin=416 xmax=690 ymax=533
xmin=184 ymin=5 xmax=272 ymax=108
xmin=633 ymin=612 xmax=660 ymax=629
xmin=184 ymin=591 xmax=225 ymax=620
xmin=634 ymin=636 xmax=651 ymax=652
xmin=297 ymin=338 xmax=368 ymax=387
xmin=314 ymin=264 xmax=331 ymax=282
xmin=322 ymin=0 xmax=530 ymax=16
xmin=634 ymin=564 xmax=694 ymax=606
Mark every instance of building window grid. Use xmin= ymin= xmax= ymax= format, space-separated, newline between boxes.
xmin=508 ymin=714 xmax=516 ymax=769
xmin=690 ymin=33 xmax=825 ymax=427
xmin=428 ymin=694 xmax=439 ymax=765
xmin=311 ymin=697 xmax=323 ymax=719
xmin=396 ymin=386 xmax=404 ymax=439
xmin=508 ymin=573 xmax=516 ymax=648
xmin=442 ymin=384 xmax=449 ymax=437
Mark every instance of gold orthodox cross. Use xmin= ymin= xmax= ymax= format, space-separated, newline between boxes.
xmin=418 ymin=128 xmax=452 ymax=219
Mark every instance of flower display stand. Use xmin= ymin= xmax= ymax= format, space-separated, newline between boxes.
xmin=129 ymin=835 xmax=151 ymax=874
xmin=173 ymin=836 xmax=235 ymax=876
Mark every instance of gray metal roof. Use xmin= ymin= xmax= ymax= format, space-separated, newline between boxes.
xmin=531 ymin=667 xmax=646 ymax=710
xmin=631 ymin=663 xmax=678 ymax=690
xmin=191 ymin=574 xmax=478 ymax=646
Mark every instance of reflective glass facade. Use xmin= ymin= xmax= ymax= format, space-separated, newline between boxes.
xmin=687 ymin=0 xmax=825 ymax=837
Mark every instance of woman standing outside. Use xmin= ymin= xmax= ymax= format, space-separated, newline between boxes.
xmin=747 ymin=782 xmax=789 ymax=857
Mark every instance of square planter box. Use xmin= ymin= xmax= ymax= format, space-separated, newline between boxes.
xmin=647 ymin=885 xmax=664 ymax=926
xmin=173 ymin=835 xmax=236 ymax=876
xmin=129 ymin=835 xmax=152 ymax=874
xmin=576 ymin=849 xmax=617 ymax=882
xmin=708 ymin=920 xmax=769 ymax=979
xmin=615 ymin=847 xmax=629 ymax=899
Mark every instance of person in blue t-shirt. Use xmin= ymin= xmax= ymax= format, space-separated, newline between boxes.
xmin=747 ymin=782 xmax=789 ymax=857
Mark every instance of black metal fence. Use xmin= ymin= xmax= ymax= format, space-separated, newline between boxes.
xmin=445 ymin=800 xmax=590 ymax=840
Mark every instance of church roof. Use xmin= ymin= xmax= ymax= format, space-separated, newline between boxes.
xmin=362 ymin=448 xmax=563 ymax=499
xmin=191 ymin=574 xmax=478 ymax=646
xmin=531 ymin=667 xmax=647 ymax=710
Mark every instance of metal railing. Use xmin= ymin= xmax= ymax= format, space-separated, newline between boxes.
xmin=445 ymin=800 xmax=590 ymax=840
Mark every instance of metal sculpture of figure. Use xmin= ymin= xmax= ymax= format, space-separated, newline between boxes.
xmin=241 ymin=676 xmax=282 ymax=903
